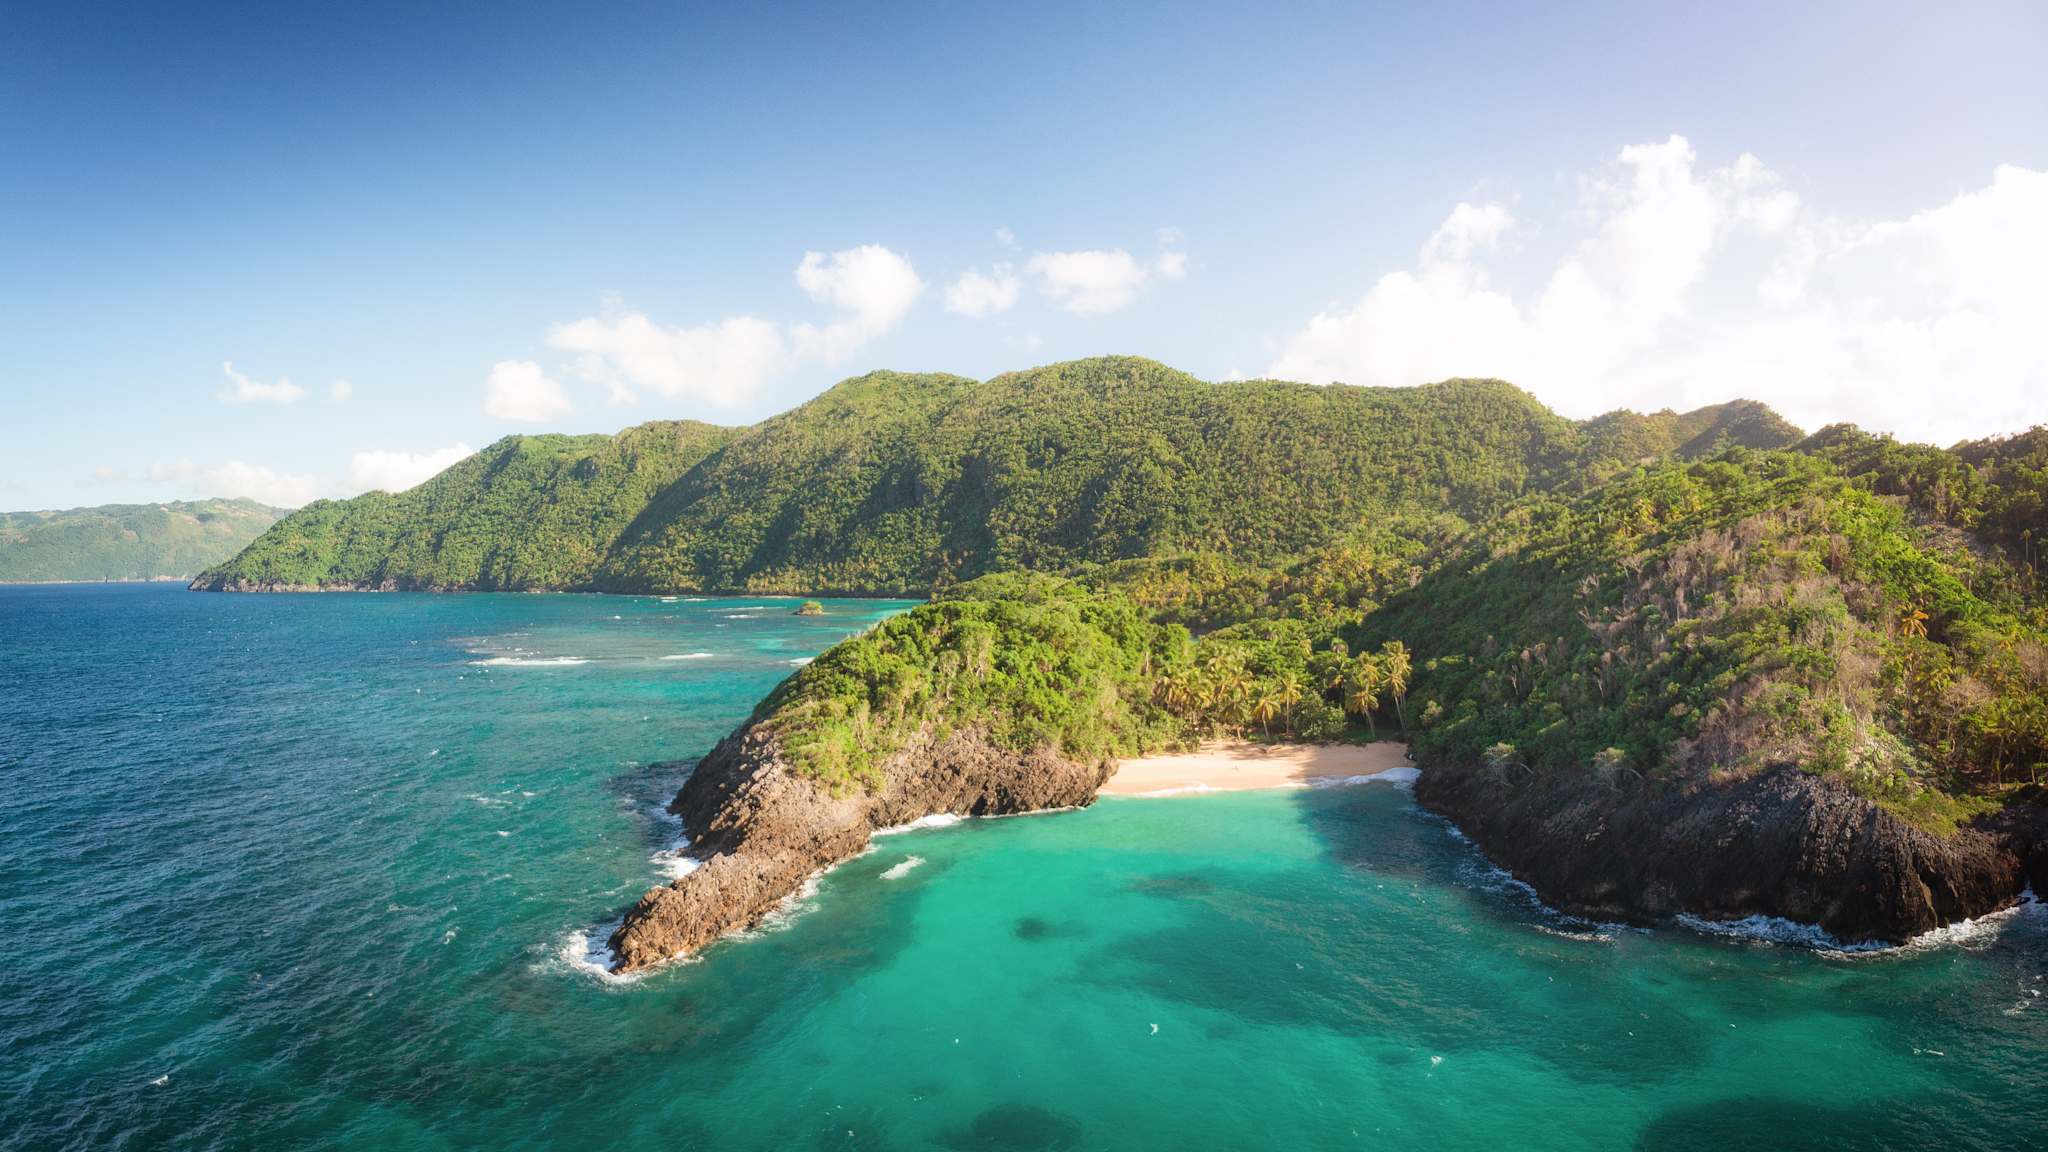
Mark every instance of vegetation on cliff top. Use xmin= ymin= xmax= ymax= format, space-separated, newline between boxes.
xmin=1356 ymin=450 xmax=2046 ymax=829
xmin=749 ymin=573 xmax=1179 ymax=790
xmin=2 ymin=498 xmax=285 ymax=582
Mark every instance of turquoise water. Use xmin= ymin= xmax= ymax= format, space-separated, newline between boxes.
xmin=3 ymin=585 xmax=2044 ymax=1151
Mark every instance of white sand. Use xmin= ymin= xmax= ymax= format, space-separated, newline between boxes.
xmin=1102 ymin=741 xmax=1416 ymax=796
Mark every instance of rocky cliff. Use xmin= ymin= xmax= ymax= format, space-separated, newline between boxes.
xmin=1414 ymin=762 xmax=2046 ymax=943
xmin=607 ymin=726 xmax=1109 ymax=972
xmin=608 ymin=728 xmax=2047 ymax=970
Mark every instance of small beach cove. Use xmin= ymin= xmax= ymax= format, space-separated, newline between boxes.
xmin=1102 ymin=739 xmax=1419 ymax=795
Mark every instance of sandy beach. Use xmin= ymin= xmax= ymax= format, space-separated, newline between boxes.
xmin=1101 ymin=740 xmax=1417 ymax=796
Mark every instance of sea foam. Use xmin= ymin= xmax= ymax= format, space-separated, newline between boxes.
xmin=881 ymin=855 xmax=925 ymax=879
xmin=660 ymin=652 xmax=716 ymax=661
xmin=470 ymin=656 xmax=589 ymax=667
xmin=551 ymin=920 xmax=641 ymax=985
xmin=1678 ymin=885 xmax=2044 ymax=956
xmin=872 ymin=813 xmax=964 ymax=837
xmin=1310 ymin=765 xmax=1421 ymax=788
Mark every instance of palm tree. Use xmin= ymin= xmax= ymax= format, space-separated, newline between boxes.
xmin=1202 ymin=654 xmax=1253 ymax=734
xmin=1249 ymin=689 xmax=1283 ymax=738
xmin=1378 ymin=640 xmax=1412 ymax=730
xmin=1153 ymin=670 xmax=1198 ymax=716
xmin=1343 ymin=656 xmax=1382 ymax=736
xmin=1274 ymin=671 xmax=1307 ymax=736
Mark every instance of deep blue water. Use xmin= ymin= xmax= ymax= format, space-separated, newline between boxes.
xmin=3 ymin=584 xmax=2044 ymax=1151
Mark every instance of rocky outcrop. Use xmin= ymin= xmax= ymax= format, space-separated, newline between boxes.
xmin=1415 ymin=762 xmax=2044 ymax=943
xmin=188 ymin=576 xmax=399 ymax=592
xmin=606 ymin=726 xmax=1110 ymax=972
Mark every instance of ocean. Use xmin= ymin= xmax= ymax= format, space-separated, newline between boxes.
xmin=2 ymin=583 xmax=2043 ymax=1150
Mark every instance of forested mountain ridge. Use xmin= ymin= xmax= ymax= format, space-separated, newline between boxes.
xmin=192 ymin=420 xmax=731 ymax=591
xmin=1 ymin=498 xmax=285 ymax=582
xmin=200 ymin=357 xmax=1814 ymax=594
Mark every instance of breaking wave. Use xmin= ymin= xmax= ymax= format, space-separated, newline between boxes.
xmin=881 ymin=855 xmax=925 ymax=879
xmin=872 ymin=813 xmax=964 ymax=837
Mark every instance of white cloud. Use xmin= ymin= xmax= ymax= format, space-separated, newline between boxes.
xmin=484 ymin=360 xmax=574 ymax=423
xmin=346 ymin=443 xmax=474 ymax=494
xmin=1025 ymin=234 xmax=1188 ymax=315
xmin=218 ymin=361 xmax=306 ymax=405
xmin=1027 ymin=249 xmax=1149 ymax=315
xmin=945 ymin=263 xmax=1021 ymax=317
xmin=199 ymin=461 xmax=321 ymax=508
xmin=995 ymin=226 xmax=1019 ymax=250
xmin=1268 ymin=136 xmax=2048 ymax=442
xmin=548 ymin=244 xmax=922 ymax=408
xmin=552 ymin=314 xmax=785 ymax=409
xmin=92 ymin=456 xmax=319 ymax=507
xmin=794 ymin=245 xmax=924 ymax=330
xmin=1423 ymin=202 xmax=1514 ymax=265
xmin=330 ymin=379 xmax=354 ymax=402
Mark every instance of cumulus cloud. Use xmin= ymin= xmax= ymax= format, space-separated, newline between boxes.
xmin=217 ymin=361 xmax=306 ymax=405
xmin=547 ymin=244 xmax=923 ymax=409
xmin=1025 ymin=233 xmax=1187 ymax=315
xmin=794 ymin=245 xmax=924 ymax=331
xmin=91 ymin=457 xmax=318 ymax=506
xmin=330 ymin=379 xmax=354 ymax=402
xmin=346 ymin=443 xmax=474 ymax=494
xmin=945 ymin=263 xmax=1022 ymax=317
xmin=198 ymin=461 xmax=322 ymax=507
xmin=484 ymin=360 xmax=573 ymax=423
xmin=1268 ymin=135 xmax=2048 ymax=442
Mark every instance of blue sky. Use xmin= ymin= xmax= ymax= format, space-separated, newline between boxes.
xmin=4 ymin=1 xmax=2045 ymax=509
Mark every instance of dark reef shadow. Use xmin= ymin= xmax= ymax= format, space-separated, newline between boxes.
xmin=1633 ymin=1095 xmax=1974 ymax=1151
xmin=938 ymin=1102 xmax=1086 ymax=1151
xmin=1012 ymin=915 xmax=1087 ymax=942
xmin=601 ymin=755 xmax=705 ymax=843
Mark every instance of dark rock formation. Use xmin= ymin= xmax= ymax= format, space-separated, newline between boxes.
xmin=607 ymin=726 xmax=1109 ymax=972
xmin=1415 ymin=762 xmax=2045 ymax=943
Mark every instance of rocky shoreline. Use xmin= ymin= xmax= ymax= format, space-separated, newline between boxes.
xmin=1414 ymin=762 xmax=2048 ymax=944
xmin=606 ymin=726 xmax=1108 ymax=972
xmin=608 ymin=729 xmax=2048 ymax=971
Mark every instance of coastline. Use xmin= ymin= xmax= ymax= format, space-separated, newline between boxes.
xmin=1101 ymin=740 xmax=1417 ymax=795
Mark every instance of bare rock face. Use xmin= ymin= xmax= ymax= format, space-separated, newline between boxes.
xmin=1415 ymin=762 xmax=2040 ymax=943
xmin=607 ymin=727 xmax=1109 ymax=972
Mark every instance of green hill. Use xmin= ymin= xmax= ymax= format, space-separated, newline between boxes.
xmin=0 ymin=498 xmax=286 ymax=583
xmin=193 ymin=420 xmax=732 ymax=590
xmin=1353 ymin=449 xmax=2047 ymax=827
xmin=201 ymin=356 xmax=1733 ymax=594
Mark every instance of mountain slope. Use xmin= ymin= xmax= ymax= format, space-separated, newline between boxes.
xmin=193 ymin=420 xmax=731 ymax=590
xmin=203 ymin=356 xmax=1671 ymax=594
xmin=0 ymin=498 xmax=285 ymax=582
xmin=1360 ymin=448 xmax=2047 ymax=805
